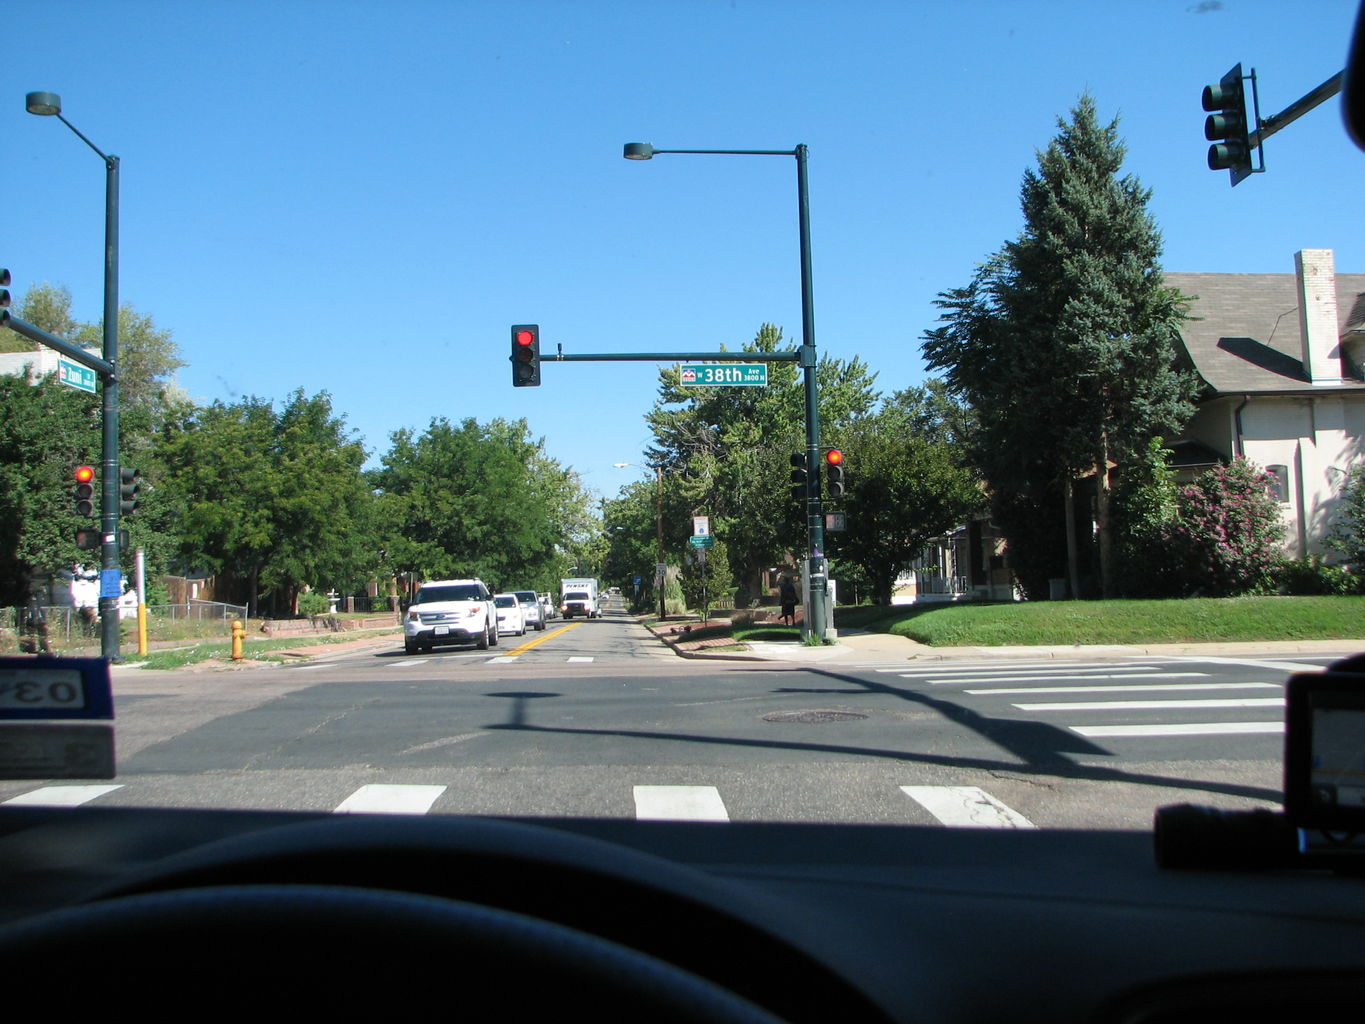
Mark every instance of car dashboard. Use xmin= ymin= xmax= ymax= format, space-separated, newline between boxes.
xmin=0 ymin=803 xmax=1363 ymax=1022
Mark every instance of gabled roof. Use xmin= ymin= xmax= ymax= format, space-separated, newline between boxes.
xmin=1164 ymin=271 xmax=1365 ymax=395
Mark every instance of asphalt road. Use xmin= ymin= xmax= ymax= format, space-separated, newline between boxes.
xmin=2 ymin=605 xmax=1353 ymax=831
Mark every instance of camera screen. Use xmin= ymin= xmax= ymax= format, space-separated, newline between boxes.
xmin=1285 ymin=673 xmax=1365 ymax=831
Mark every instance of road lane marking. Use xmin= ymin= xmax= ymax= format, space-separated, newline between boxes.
xmin=966 ymin=682 xmax=1280 ymax=695
xmin=1015 ymin=697 xmax=1285 ymax=712
xmin=926 ymin=672 xmax=1211 ymax=685
xmin=499 ymin=622 xmax=584 ymax=657
xmin=900 ymin=786 xmax=1036 ymax=829
xmin=1071 ymin=722 xmax=1284 ymax=737
xmin=633 ymin=785 xmax=729 ymax=822
xmin=333 ymin=784 xmax=446 ymax=815
xmin=567 ymin=657 xmax=594 ymax=663
xmin=2 ymin=785 xmax=124 ymax=807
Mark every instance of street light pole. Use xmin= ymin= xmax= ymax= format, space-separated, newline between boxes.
xmin=26 ymin=92 xmax=123 ymax=661
xmin=623 ymin=142 xmax=828 ymax=640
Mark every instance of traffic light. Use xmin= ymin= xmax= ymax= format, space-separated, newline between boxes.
xmin=824 ymin=448 xmax=845 ymax=499
xmin=73 ymin=465 xmax=96 ymax=517
xmin=119 ymin=467 xmax=141 ymax=515
xmin=1202 ymin=63 xmax=1256 ymax=185
xmin=511 ymin=324 xmax=541 ymax=387
xmin=0 ymin=269 xmax=10 ymax=321
xmin=75 ymin=529 xmax=100 ymax=551
xmin=790 ymin=452 xmax=808 ymax=503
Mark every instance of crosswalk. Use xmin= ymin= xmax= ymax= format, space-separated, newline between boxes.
xmin=876 ymin=658 xmax=1290 ymax=739
xmin=1 ymin=780 xmax=1041 ymax=829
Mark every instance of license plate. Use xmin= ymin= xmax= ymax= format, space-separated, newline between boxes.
xmin=434 ymin=626 xmax=449 ymax=636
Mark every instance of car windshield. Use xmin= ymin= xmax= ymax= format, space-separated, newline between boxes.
xmin=4 ymin=0 xmax=1361 ymax=865
xmin=413 ymin=586 xmax=483 ymax=605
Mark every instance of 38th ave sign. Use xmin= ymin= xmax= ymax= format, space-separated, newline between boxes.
xmin=679 ymin=363 xmax=768 ymax=387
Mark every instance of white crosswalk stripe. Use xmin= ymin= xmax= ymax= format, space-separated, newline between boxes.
xmin=633 ymin=785 xmax=730 ymax=821
xmin=333 ymin=784 xmax=447 ymax=814
xmin=1 ymin=785 xmax=123 ymax=807
xmin=900 ymin=786 xmax=1036 ymax=828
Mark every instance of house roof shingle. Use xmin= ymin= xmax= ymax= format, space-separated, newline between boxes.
xmin=1164 ymin=271 xmax=1365 ymax=395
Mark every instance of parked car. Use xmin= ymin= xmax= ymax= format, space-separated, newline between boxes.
xmin=402 ymin=579 xmax=497 ymax=654
xmin=539 ymin=592 xmax=557 ymax=620
xmin=493 ymin=593 xmax=526 ymax=636
xmin=513 ymin=590 xmax=545 ymax=631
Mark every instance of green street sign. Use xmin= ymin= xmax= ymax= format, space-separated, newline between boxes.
xmin=679 ymin=363 xmax=768 ymax=387
xmin=688 ymin=535 xmax=715 ymax=548
xmin=59 ymin=358 xmax=97 ymax=394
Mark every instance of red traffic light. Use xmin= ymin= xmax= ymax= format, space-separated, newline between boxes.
xmin=515 ymin=329 xmax=535 ymax=347
xmin=75 ymin=465 xmax=95 ymax=483
xmin=824 ymin=449 xmax=843 ymax=466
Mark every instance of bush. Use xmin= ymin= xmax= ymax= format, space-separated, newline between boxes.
xmin=1274 ymin=557 xmax=1363 ymax=596
xmin=1161 ymin=457 xmax=1286 ymax=597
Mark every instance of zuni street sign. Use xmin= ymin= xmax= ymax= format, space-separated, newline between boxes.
xmin=59 ymin=358 xmax=97 ymax=394
xmin=679 ymin=363 xmax=768 ymax=387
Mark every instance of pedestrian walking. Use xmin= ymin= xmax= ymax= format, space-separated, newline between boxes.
xmin=779 ymin=576 xmax=798 ymax=627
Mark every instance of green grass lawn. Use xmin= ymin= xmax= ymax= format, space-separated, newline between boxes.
xmin=836 ymin=596 xmax=1365 ymax=646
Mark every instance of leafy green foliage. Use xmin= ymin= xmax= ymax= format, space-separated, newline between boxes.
xmin=0 ymin=377 xmax=100 ymax=604
xmin=1161 ymin=458 xmax=1286 ymax=597
xmin=158 ymin=390 xmax=377 ymax=614
xmin=372 ymin=417 xmax=591 ymax=592
xmin=1327 ymin=466 xmax=1365 ymax=570
xmin=830 ymin=386 xmax=985 ymax=604
xmin=922 ymin=96 xmax=1198 ymax=596
xmin=678 ymin=538 xmax=734 ymax=618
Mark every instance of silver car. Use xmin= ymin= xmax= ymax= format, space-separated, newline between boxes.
xmin=514 ymin=590 xmax=546 ymax=631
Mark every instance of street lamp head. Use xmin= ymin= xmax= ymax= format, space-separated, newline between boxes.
xmin=25 ymin=92 xmax=62 ymax=117
xmin=613 ymin=462 xmax=634 ymax=468
xmin=622 ymin=142 xmax=655 ymax=160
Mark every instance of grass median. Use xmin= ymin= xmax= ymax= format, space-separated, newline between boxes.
xmin=835 ymin=596 xmax=1365 ymax=647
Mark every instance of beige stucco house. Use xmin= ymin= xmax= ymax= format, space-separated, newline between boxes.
xmin=1165 ymin=249 xmax=1365 ymax=560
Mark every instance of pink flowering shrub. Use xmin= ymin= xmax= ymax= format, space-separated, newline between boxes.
xmin=1162 ymin=457 xmax=1286 ymax=596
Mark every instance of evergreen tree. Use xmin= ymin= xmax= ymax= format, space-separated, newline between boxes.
xmin=922 ymin=95 xmax=1198 ymax=597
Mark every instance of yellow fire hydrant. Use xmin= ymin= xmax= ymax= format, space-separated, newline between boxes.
xmin=231 ymin=619 xmax=246 ymax=661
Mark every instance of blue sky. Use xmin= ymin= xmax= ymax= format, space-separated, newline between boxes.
xmin=9 ymin=0 xmax=1361 ymax=503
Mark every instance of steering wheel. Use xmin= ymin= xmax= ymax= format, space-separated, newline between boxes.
xmin=0 ymin=815 xmax=886 ymax=1022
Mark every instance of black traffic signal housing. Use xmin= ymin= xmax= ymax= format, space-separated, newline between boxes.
xmin=0 ymin=269 xmax=10 ymax=322
xmin=511 ymin=324 xmax=541 ymax=387
xmin=74 ymin=465 xmax=96 ymax=517
xmin=790 ymin=452 xmax=809 ymax=503
xmin=824 ymin=448 xmax=845 ymax=499
xmin=75 ymin=529 xmax=100 ymax=551
xmin=1202 ymin=63 xmax=1257 ymax=185
xmin=119 ymin=467 xmax=141 ymax=515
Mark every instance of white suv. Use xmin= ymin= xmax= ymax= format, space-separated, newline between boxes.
xmin=403 ymin=579 xmax=497 ymax=654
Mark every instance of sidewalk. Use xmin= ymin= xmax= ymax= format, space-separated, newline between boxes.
xmin=646 ymin=618 xmax=1365 ymax=665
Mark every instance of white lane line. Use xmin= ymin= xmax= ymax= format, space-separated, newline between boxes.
xmin=2 ymin=784 xmax=123 ymax=807
xmin=877 ymin=661 xmax=1116 ymax=673
xmin=486 ymin=656 xmax=520 ymax=664
xmin=333 ymin=784 xmax=447 ymax=815
xmin=968 ymin=682 xmax=1280 ymax=695
xmin=566 ymin=657 xmax=594 ymax=663
xmin=900 ymin=786 xmax=1036 ymax=829
xmin=928 ymin=672 xmax=1210 ymax=685
xmin=1188 ymin=657 xmax=1336 ymax=674
xmin=633 ymin=785 xmax=729 ymax=822
xmin=1072 ymin=722 xmax=1284 ymax=737
xmin=895 ymin=665 xmax=1166 ymax=678
xmin=1015 ymin=697 xmax=1285 ymax=712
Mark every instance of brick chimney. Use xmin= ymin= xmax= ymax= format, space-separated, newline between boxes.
xmin=1295 ymin=248 xmax=1342 ymax=384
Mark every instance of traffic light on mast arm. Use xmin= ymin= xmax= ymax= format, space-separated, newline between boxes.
xmin=1202 ymin=63 xmax=1258 ymax=185
xmin=73 ymin=465 xmax=96 ymax=517
xmin=824 ymin=448 xmax=845 ymax=499
xmin=790 ymin=452 xmax=809 ymax=503
xmin=119 ymin=467 xmax=141 ymax=515
xmin=511 ymin=324 xmax=541 ymax=387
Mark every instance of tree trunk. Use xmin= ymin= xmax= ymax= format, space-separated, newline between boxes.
xmin=1096 ymin=438 xmax=1114 ymax=599
xmin=1064 ymin=477 xmax=1080 ymax=600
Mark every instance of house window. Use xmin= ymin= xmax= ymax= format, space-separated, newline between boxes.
xmin=1266 ymin=465 xmax=1290 ymax=503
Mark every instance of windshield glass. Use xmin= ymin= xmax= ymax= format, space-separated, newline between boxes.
xmin=4 ymin=2 xmax=1360 ymax=843
xmin=413 ymin=586 xmax=483 ymax=605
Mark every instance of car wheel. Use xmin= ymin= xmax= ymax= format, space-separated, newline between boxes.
xmin=477 ymin=625 xmax=490 ymax=650
xmin=404 ymin=639 xmax=419 ymax=655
